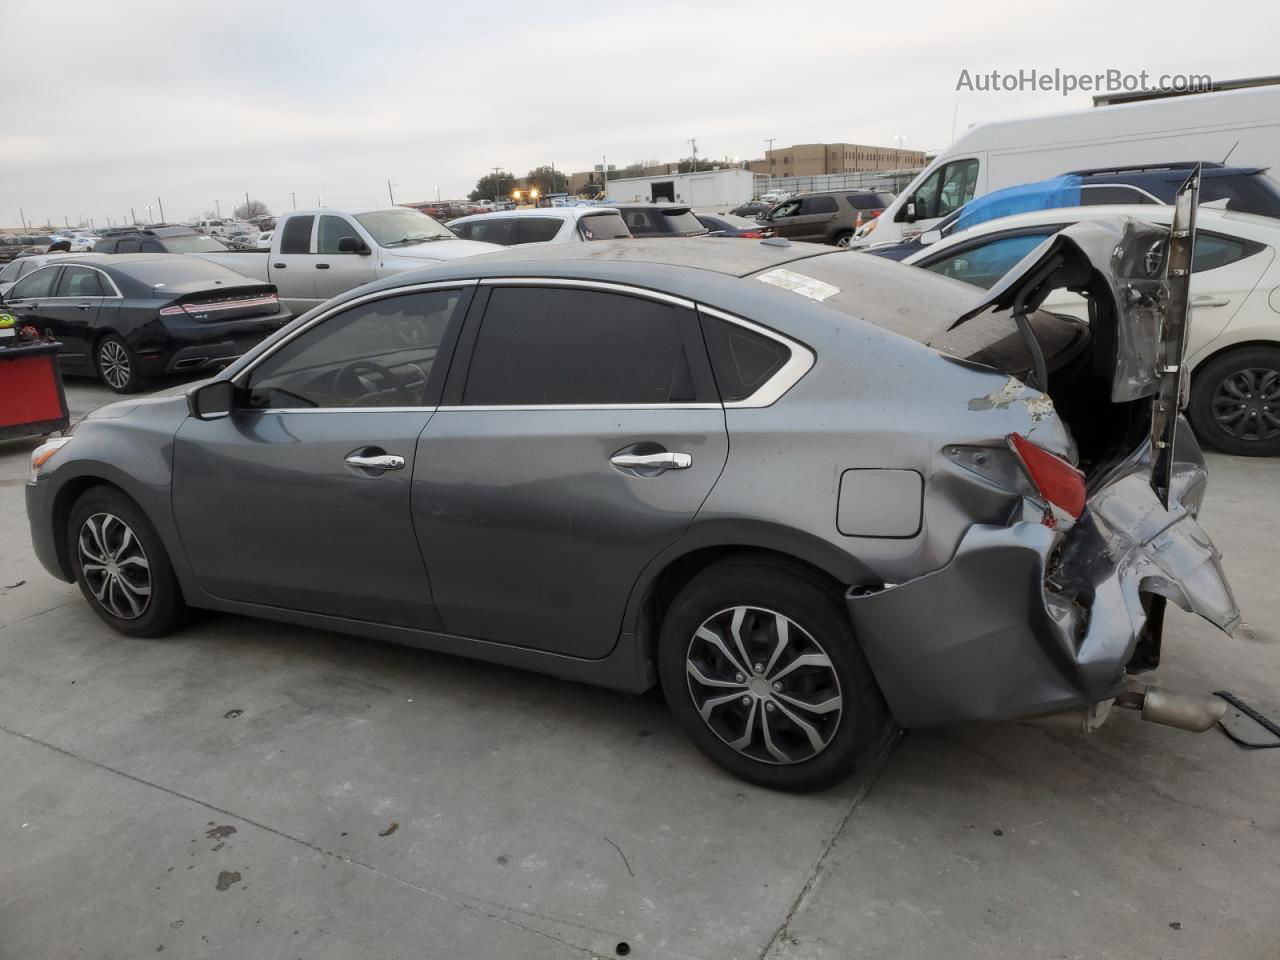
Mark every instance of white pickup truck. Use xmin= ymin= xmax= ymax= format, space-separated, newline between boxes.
xmin=193 ymin=207 xmax=500 ymax=316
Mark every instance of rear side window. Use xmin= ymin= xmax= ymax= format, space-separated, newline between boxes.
xmin=93 ymin=240 xmax=117 ymax=254
xmin=115 ymin=238 xmax=141 ymax=253
xmin=802 ymin=196 xmax=838 ymax=214
xmin=578 ymin=213 xmax=630 ymax=240
xmin=515 ymin=218 xmax=563 ymax=244
xmin=55 ymin=266 xmax=105 ymax=297
xmin=279 ymin=215 xmax=314 ymax=254
xmin=1193 ymin=232 xmax=1265 ymax=273
xmin=700 ymin=314 xmax=792 ymax=403
xmin=464 ymin=287 xmax=695 ymax=405
xmin=920 ymin=231 xmax=1057 ymax=289
xmin=12 ymin=266 xmax=60 ymax=299
xmin=847 ymin=193 xmax=892 ymax=210
xmin=660 ymin=209 xmax=707 ymax=234
xmin=0 ymin=260 xmax=21 ymax=283
xmin=1200 ymin=174 xmax=1280 ymax=219
xmin=140 ymin=239 xmax=164 ymax=253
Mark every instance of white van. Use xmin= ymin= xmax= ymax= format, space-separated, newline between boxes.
xmin=854 ymin=82 xmax=1280 ymax=247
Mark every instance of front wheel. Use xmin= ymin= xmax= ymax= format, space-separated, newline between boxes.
xmin=1188 ymin=345 xmax=1280 ymax=457
xmin=657 ymin=559 xmax=891 ymax=792
xmin=68 ymin=486 xmax=187 ymax=637
xmin=833 ymin=231 xmax=854 ymax=248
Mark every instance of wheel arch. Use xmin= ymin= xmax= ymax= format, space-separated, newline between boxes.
xmin=1189 ymin=337 xmax=1280 ymax=383
xmin=622 ymin=520 xmax=878 ymax=676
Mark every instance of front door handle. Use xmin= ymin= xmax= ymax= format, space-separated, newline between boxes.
xmin=1191 ymin=295 xmax=1231 ymax=308
xmin=610 ymin=451 xmax=692 ymax=470
xmin=316 ymin=263 xmax=330 ymax=270
xmin=76 ymin=303 xmax=93 ymax=310
xmin=345 ymin=453 xmax=405 ymax=471
xmin=273 ymin=262 xmax=286 ymax=269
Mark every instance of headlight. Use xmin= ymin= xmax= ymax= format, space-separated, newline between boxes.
xmin=29 ymin=436 xmax=72 ymax=483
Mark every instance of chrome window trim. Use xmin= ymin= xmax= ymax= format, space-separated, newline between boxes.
xmin=8 ymin=263 xmax=124 ymax=300
xmin=436 ymin=403 xmax=721 ymax=412
xmin=697 ymin=305 xmax=815 ymax=409
xmin=477 ymin=276 xmax=695 ymax=309
xmin=232 ymin=279 xmax=479 ymax=386
xmin=247 ymin=406 xmax=440 ymax=415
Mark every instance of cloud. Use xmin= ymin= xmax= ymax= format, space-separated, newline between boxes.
xmin=2 ymin=0 xmax=1277 ymax=225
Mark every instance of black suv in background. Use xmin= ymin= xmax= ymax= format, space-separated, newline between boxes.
xmin=94 ymin=226 xmax=229 ymax=255
xmin=613 ymin=204 xmax=710 ymax=238
xmin=1058 ymin=161 xmax=1280 ymax=216
xmin=761 ymin=191 xmax=895 ymax=246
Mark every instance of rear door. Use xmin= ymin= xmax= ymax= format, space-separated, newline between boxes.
xmin=271 ymin=214 xmax=318 ymax=311
xmin=36 ymin=264 xmax=109 ymax=365
xmin=413 ymin=281 xmax=728 ymax=658
xmin=770 ymin=195 xmax=838 ymax=242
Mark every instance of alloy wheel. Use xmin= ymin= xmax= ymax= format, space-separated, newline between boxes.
xmin=685 ymin=606 xmax=843 ymax=765
xmin=99 ymin=340 xmax=131 ymax=390
xmin=1211 ymin=367 xmax=1280 ymax=443
xmin=78 ymin=512 xmax=151 ymax=619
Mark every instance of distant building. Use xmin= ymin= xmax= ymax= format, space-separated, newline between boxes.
xmin=747 ymin=142 xmax=928 ymax=177
xmin=602 ymin=168 xmax=755 ymax=207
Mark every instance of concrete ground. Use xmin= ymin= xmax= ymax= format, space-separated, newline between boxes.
xmin=1 ymin=375 xmax=1277 ymax=960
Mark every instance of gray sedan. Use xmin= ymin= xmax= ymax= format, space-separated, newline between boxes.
xmin=25 ymin=227 xmax=1237 ymax=792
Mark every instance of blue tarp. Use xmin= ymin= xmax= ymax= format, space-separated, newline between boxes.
xmin=949 ymin=176 xmax=1084 ymax=234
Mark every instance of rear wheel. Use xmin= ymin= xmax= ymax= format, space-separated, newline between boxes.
xmin=833 ymin=231 xmax=854 ymax=248
xmin=68 ymin=486 xmax=187 ymax=637
xmin=657 ymin=559 xmax=890 ymax=792
xmin=96 ymin=334 xmax=148 ymax=393
xmin=1188 ymin=346 xmax=1280 ymax=457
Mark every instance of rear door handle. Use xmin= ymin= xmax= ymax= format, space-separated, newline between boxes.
xmin=76 ymin=303 xmax=93 ymax=310
xmin=345 ymin=453 xmax=405 ymax=471
xmin=316 ymin=263 xmax=330 ymax=270
xmin=610 ymin=452 xmax=692 ymax=470
xmin=1191 ymin=295 xmax=1231 ymax=308
xmin=273 ymin=262 xmax=286 ymax=269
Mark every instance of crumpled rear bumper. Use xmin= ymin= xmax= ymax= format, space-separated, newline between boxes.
xmin=846 ymin=465 xmax=1239 ymax=727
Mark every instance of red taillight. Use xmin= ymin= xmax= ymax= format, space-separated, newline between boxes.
xmin=867 ymin=209 xmax=883 ymax=219
xmin=739 ymin=230 xmax=763 ymax=238
xmin=1006 ymin=432 xmax=1086 ymax=526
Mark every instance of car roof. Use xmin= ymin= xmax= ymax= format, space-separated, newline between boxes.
xmin=612 ymin=202 xmax=693 ymax=211
xmin=449 ymin=207 xmax=620 ymax=225
xmin=451 ymin=237 xmax=830 ymax=276
xmin=904 ymin=203 xmax=1276 ymax=260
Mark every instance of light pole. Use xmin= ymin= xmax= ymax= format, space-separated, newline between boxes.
xmin=156 ymin=197 xmax=165 ymax=223
xmin=290 ymin=192 xmax=297 ymax=210
xmin=491 ymin=167 xmax=502 ymax=202
xmin=387 ymin=180 xmax=397 ymax=206
xmin=688 ymin=138 xmax=698 ymax=172
xmin=145 ymin=205 xmax=153 ymax=224
xmin=215 ymin=200 xmax=221 ymax=218
xmin=435 ymin=185 xmax=440 ymax=202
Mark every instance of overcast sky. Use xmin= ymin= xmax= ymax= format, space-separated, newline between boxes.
xmin=4 ymin=0 xmax=1277 ymax=227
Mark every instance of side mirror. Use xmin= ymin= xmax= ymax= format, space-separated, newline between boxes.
xmin=337 ymin=236 xmax=369 ymax=254
xmin=188 ymin=380 xmax=235 ymax=420
xmin=904 ymin=200 xmax=918 ymax=222
xmin=919 ymin=229 xmax=942 ymax=246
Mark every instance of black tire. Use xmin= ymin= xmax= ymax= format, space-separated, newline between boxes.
xmin=67 ymin=486 xmax=187 ymax=638
xmin=1188 ymin=345 xmax=1280 ymax=457
xmin=657 ymin=558 xmax=890 ymax=792
xmin=95 ymin=333 xmax=148 ymax=394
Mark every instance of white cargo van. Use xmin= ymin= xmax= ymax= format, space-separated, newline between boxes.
xmin=854 ymin=82 xmax=1280 ymax=247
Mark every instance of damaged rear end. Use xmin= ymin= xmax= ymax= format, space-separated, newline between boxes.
xmin=848 ymin=168 xmax=1241 ymax=733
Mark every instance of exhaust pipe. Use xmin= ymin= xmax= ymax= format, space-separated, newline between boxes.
xmin=1117 ymin=682 xmax=1225 ymax=733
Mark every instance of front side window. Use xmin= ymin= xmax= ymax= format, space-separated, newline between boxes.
xmin=140 ymin=240 xmax=164 ymax=253
xmin=244 ymin=289 xmax=465 ymax=409
xmin=279 ymin=216 xmax=314 ymax=255
xmin=56 ymin=266 xmax=105 ymax=297
xmin=921 ymin=231 xmax=1056 ymax=289
xmin=0 ymin=259 xmax=22 ymax=283
xmin=115 ymin=238 xmax=141 ymax=253
xmin=317 ymin=215 xmax=361 ymax=254
xmin=11 ymin=266 xmax=60 ymax=299
xmin=467 ymin=218 xmax=515 ymax=245
xmin=913 ymin=159 xmax=979 ymax=219
xmin=770 ymin=199 xmax=802 ymax=219
xmin=464 ymin=287 xmax=695 ymax=405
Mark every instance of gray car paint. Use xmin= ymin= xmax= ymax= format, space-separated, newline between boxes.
xmin=26 ymin=233 xmax=1238 ymax=725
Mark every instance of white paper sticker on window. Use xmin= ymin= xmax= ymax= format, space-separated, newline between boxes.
xmin=756 ymin=268 xmax=840 ymax=302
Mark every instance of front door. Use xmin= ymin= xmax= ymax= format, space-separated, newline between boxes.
xmin=313 ymin=214 xmax=378 ymax=301
xmin=172 ymin=285 xmax=473 ymax=629
xmin=414 ymin=283 xmax=728 ymax=658
xmin=37 ymin=264 xmax=108 ymax=369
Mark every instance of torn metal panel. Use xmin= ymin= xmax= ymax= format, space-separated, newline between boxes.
xmin=847 ymin=448 xmax=1238 ymax=727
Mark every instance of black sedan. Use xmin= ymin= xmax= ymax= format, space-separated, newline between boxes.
xmin=1 ymin=254 xmax=291 ymax=392
xmin=695 ymin=212 xmax=774 ymax=239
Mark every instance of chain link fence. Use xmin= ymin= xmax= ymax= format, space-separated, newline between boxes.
xmin=752 ymin=169 xmax=922 ymax=198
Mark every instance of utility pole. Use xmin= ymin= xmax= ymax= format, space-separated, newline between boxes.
xmin=387 ymin=180 xmax=396 ymax=206
xmin=290 ymin=192 xmax=297 ymax=210
xmin=435 ymin=185 xmax=440 ymax=202
xmin=215 ymin=200 xmax=221 ymax=218
xmin=19 ymin=208 xmax=26 ymax=230
xmin=491 ymin=167 xmax=502 ymax=202
xmin=688 ymin=138 xmax=698 ymax=172
xmin=244 ymin=191 xmax=251 ymax=220
xmin=156 ymin=196 xmax=165 ymax=223
xmin=130 ymin=207 xmax=137 ymax=225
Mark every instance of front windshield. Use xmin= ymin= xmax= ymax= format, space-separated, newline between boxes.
xmin=355 ymin=208 xmax=454 ymax=247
